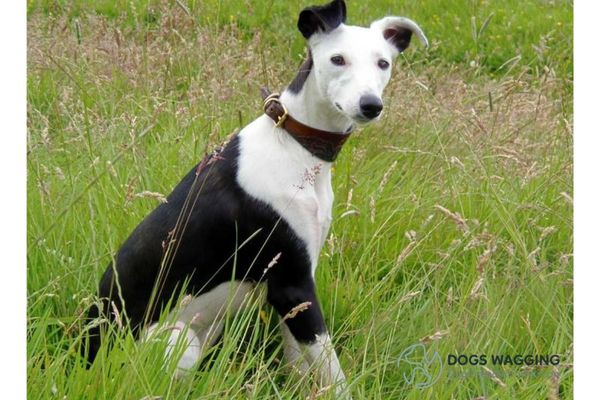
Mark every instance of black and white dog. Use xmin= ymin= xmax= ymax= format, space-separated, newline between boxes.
xmin=83 ymin=0 xmax=427 ymax=397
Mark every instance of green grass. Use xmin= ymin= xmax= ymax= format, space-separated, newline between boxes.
xmin=27 ymin=0 xmax=573 ymax=79
xmin=27 ymin=1 xmax=572 ymax=399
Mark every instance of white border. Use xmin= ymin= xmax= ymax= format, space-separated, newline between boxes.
xmin=5 ymin=1 xmax=588 ymax=399
xmin=574 ymin=1 xmax=600 ymax=399
xmin=0 ymin=1 xmax=26 ymax=398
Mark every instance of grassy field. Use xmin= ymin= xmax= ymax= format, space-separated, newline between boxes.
xmin=27 ymin=0 xmax=573 ymax=399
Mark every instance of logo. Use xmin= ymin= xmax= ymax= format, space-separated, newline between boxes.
xmin=397 ymin=343 xmax=444 ymax=389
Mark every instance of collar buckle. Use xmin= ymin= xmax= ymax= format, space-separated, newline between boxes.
xmin=263 ymin=93 xmax=288 ymax=128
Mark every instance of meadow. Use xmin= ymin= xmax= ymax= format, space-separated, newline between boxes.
xmin=27 ymin=0 xmax=573 ymax=399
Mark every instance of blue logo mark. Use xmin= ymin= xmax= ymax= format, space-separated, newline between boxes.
xmin=397 ymin=343 xmax=444 ymax=389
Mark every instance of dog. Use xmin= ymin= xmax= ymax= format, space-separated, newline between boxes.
xmin=82 ymin=0 xmax=427 ymax=397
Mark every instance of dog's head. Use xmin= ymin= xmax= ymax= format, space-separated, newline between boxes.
xmin=294 ymin=0 xmax=428 ymax=124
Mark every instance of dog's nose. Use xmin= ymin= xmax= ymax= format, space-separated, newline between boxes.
xmin=359 ymin=95 xmax=383 ymax=119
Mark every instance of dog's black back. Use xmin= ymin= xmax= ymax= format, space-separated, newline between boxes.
xmin=82 ymin=136 xmax=322 ymax=363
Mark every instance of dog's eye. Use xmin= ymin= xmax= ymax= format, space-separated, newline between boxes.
xmin=378 ymin=59 xmax=390 ymax=70
xmin=330 ymin=55 xmax=346 ymax=66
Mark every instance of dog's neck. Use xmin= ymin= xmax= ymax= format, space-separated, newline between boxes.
xmin=280 ymin=67 xmax=354 ymax=134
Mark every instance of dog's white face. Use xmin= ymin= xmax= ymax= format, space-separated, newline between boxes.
xmin=309 ymin=24 xmax=395 ymax=123
xmin=297 ymin=0 xmax=428 ymax=124
xmin=309 ymin=18 xmax=428 ymax=124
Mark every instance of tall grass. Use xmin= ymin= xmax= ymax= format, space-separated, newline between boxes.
xmin=27 ymin=1 xmax=572 ymax=399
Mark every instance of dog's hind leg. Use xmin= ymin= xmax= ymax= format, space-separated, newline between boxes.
xmin=146 ymin=319 xmax=224 ymax=378
xmin=145 ymin=281 xmax=258 ymax=376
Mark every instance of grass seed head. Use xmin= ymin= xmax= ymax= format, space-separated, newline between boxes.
xmin=134 ymin=191 xmax=168 ymax=204
xmin=420 ymin=329 xmax=450 ymax=343
xmin=283 ymin=301 xmax=312 ymax=321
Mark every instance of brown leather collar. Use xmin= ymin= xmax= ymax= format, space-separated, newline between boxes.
xmin=260 ymin=88 xmax=353 ymax=162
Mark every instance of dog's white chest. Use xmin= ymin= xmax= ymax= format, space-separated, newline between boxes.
xmin=236 ymin=116 xmax=334 ymax=273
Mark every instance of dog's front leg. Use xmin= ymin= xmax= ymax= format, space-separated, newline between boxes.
xmin=280 ymin=322 xmax=310 ymax=374
xmin=268 ymin=279 xmax=350 ymax=398
xmin=303 ymin=331 xmax=347 ymax=397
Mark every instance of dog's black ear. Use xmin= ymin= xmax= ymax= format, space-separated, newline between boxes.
xmin=298 ymin=0 xmax=347 ymax=39
xmin=370 ymin=17 xmax=429 ymax=55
